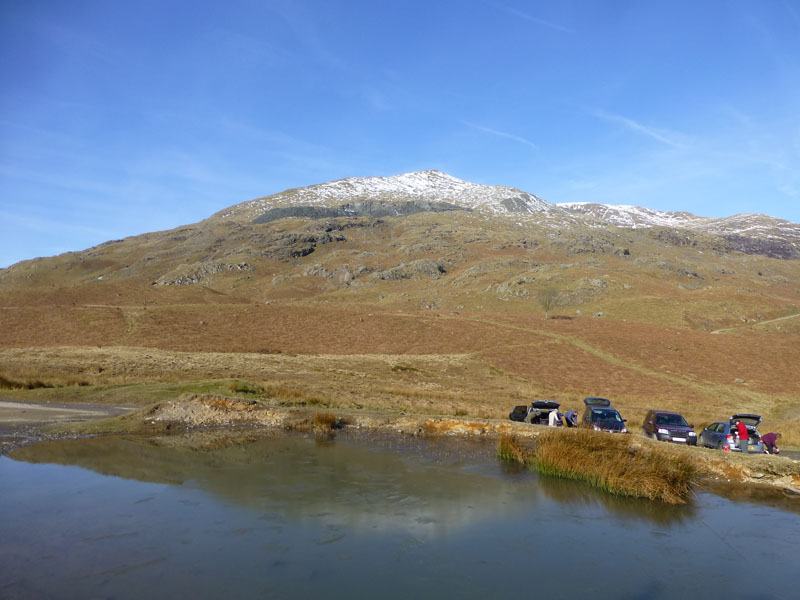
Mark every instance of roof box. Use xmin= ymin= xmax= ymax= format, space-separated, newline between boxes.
xmin=531 ymin=400 xmax=560 ymax=410
xmin=583 ymin=397 xmax=611 ymax=407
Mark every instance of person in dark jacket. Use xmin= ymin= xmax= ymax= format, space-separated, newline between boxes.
xmin=736 ymin=420 xmax=749 ymax=452
xmin=761 ymin=432 xmax=782 ymax=454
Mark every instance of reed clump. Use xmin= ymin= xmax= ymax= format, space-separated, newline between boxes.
xmin=497 ymin=434 xmax=533 ymax=465
xmin=533 ymin=429 xmax=698 ymax=504
xmin=313 ymin=412 xmax=339 ymax=432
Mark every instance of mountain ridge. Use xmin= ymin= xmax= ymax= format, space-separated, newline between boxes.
xmin=206 ymin=170 xmax=798 ymax=260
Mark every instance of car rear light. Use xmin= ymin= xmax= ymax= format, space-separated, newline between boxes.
xmin=725 ymin=435 xmax=734 ymax=442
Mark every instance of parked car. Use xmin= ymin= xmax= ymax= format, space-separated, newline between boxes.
xmin=581 ymin=397 xmax=627 ymax=433
xmin=509 ymin=400 xmax=561 ymax=425
xmin=698 ymin=414 xmax=765 ymax=453
xmin=642 ymin=410 xmax=697 ymax=445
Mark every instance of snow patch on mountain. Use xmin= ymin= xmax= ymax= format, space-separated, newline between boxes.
xmin=559 ymin=202 xmax=800 ymax=241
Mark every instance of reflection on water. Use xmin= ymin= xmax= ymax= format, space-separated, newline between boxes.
xmin=2 ymin=430 xmax=799 ymax=599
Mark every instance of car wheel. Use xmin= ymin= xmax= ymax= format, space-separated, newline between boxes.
xmin=716 ymin=441 xmax=724 ymax=450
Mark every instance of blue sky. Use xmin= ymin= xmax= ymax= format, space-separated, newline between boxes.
xmin=2 ymin=0 xmax=800 ymax=267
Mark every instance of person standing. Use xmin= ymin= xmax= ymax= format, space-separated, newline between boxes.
xmin=548 ymin=409 xmax=560 ymax=427
xmin=736 ymin=420 xmax=750 ymax=453
xmin=761 ymin=432 xmax=782 ymax=454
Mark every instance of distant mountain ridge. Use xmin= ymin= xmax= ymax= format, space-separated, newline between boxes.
xmin=558 ymin=202 xmax=800 ymax=259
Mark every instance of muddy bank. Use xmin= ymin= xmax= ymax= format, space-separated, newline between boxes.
xmin=3 ymin=394 xmax=800 ymax=496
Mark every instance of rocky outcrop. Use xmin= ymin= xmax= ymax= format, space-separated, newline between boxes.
xmin=302 ymin=263 xmax=373 ymax=285
xmin=156 ymin=261 xmax=253 ymax=286
xmin=722 ymin=234 xmax=800 ymax=260
xmin=252 ymin=200 xmax=465 ymax=224
xmin=371 ymin=259 xmax=446 ymax=280
xmin=261 ymin=232 xmax=347 ymax=260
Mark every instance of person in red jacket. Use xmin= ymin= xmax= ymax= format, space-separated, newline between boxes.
xmin=736 ymin=420 xmax=750 ymax=453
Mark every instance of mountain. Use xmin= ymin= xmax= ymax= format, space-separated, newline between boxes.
xmin=1 ymin=170 xmax=798 ymax=320
xmin=559 ymin=202 xmax=800 ymax=259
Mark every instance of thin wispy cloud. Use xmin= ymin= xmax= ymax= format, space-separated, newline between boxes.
xmin=270 ymin=1 xmax=346 ymax=71
xmin=466 ymin=122 xmax=539 ymax=150
xmin=495 ymin=4 xmax=575 ymax=34
xmin=591 ymin=109 xmax=687 ymax=148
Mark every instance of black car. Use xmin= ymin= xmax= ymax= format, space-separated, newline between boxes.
xmin=509 ymin=400 xmax=561 ymax=425
xmin=581 ymin=397 xmax=628 ymax=433
xmin=642 ymin=410 xmax=697 ymax=445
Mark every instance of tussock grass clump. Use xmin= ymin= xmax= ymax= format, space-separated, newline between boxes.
xmin=227 ymin=380 xmax=264 ymax=395
xmin=391 ymin=363 xmax=419 ymax=373
xmin=0 ymin=374 xmax=53 ymax=390
xmin=0 ymin=372 xmax=92 ymax=390
xmin=533 ymin=429 xmax=698 ymax=504
xmin=313 ymin=412 xmax=338 ymax=432
xmin=497 ymin=434 xmax=533 ymax=465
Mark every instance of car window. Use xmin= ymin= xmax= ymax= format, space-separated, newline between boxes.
xmin=592 ymin=408 xmax=621 ymax=422
xmin=655 ymin=414 xmax=688 ymax=426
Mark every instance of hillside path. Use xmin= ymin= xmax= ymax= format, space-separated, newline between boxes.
xmin=710 ymin=312 xmax=800 ymax=335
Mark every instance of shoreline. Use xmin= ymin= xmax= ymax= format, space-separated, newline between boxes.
xmin=2 ymin=396 xmax=799 ymax=498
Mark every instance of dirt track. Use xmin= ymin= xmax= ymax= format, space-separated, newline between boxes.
xmin=0 ymin=400 xmax=132 ymax=454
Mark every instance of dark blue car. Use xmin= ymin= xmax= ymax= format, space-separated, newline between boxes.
xmin=580 ymin=397 xmax=627 ymax=433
